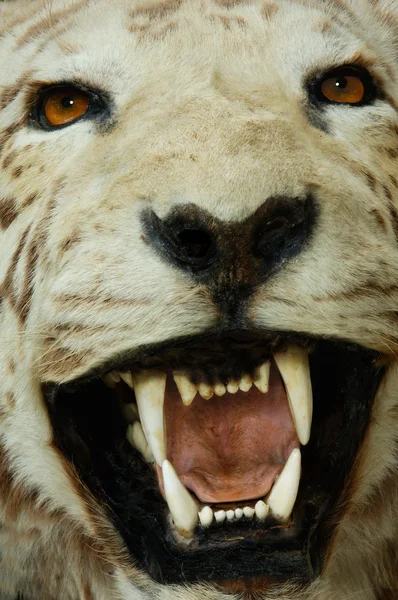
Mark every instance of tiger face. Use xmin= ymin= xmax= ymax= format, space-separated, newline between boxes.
xmin=1 ymin=0 xmax=398 ymax=598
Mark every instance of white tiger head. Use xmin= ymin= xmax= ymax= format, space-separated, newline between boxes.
xmin=1 ymin=1 xmax=398 ymax=598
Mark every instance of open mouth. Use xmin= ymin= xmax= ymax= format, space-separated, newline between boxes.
xmin=43 ymin=331 xmax=383 ymax=587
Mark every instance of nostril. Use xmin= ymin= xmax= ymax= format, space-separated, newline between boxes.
xmin=175 ymin=229 xmax=214 ymax=261
xmin=141 ymin=206 xmax=218 ymax=272
xmin=253 ymin=217 xmax=290 ymax=256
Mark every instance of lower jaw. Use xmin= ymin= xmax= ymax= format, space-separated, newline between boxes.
xmin=43 ymin=333 xmax=383 ymax=586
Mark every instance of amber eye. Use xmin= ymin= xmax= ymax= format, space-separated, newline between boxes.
xmin=319 ymin=71 xmax=366 ymax=105
xmin=42 ymin=87 xmax=90 ymax=127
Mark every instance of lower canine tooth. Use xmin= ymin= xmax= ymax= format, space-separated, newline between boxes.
xmin=243 ymin=506 xmax=255 ymax=519
xmin=126 ymin=422 xmax=154 ymax=463
xmin=162 ymin=460 xmax=198 ymax=534
xmin=267 ymin=448 xmax=301 ymax=523
xmin=134 ymin=370 xmax=167 ymax=466
xmin=255 ymin=500 xmax=269 ymax=520
xmin=215 ymin=510 xmax=226 ymax=523
xmin=199 ymin=383 xmax=213 ymax=400
xmin=173 ymin=373 xmax=197 ymax=406
xmin=199 ymin=506 xmax=213 ymax=528
xmin=254 ymin=362 xmax=270 ymax=393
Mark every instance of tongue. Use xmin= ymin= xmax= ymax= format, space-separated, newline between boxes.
xmin=163 ymin=363 xmax=299 ymax=503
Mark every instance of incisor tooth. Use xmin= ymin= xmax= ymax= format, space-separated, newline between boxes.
xmin=134 ymin=370 xmax=167 ymax=466
xmin=254 ymin=361 xmax=270 ymax=393
xmin=173 ymin=373 xmax=197 ymax=406
xmin=215 ymin=510 xmax=226 ymax=523
xmin=199 ymin=383 xmax=213 ymax=400
xmin=273 ymin=346 xmax=313 ymax=445
xmin=255 ymin=500 xmax=269 ymax=520
xmin=162 ymin=460 xmax=198 ymax=534
xmin=226 ymin=510 xmax=235 ymax=521
xmin=267 ymin=448 xmax=301 ymax=523
xmin=239 ymin=375 xmax=252 ymax=392
xmin=126 ymin=422 xmax=154 ymax=463
xmin=119 ymin=371 xmax=134 ymax=389
xmin=227 ymin=381 xmax=239 ymax=394
xmin=235 ymin=508 xmax=243 ymax=519
xmin=243 ymin=506 xmax=255 ymax=519
xmin=199 ymin=506 xmax=213 ymax=528
xmin=214 ymin=383 xmax=226 ymax=396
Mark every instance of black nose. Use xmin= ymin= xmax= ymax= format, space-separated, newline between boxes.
xmin=141 ymin=195 xmax=316 ymax=281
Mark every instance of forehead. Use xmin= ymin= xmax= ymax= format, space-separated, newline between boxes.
xmin=2 ymin=0 xmax=374 ymax=97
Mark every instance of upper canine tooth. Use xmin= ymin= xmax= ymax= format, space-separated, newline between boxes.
xmin=134 ymin=370 xmax=167 ymax=466
xmin=126 ymin=422 xmax=154 ymax=463
xmin=254 ymin=361 xmax=270 ymax=393
xmin=198 ymin=383 xmax=213 ymax=400
xmin=239 ymin=375 xmax=252 ymax=392
xmin=273 ymin=346 xmax=313 ymax=445
xmin=267 ymin=448 xmax=301 ymax=523
xmin=173 ymin=373 xmax=197 ymax=406
xmin=119 ymin=371 xmax=134 ymax=389
xmin=162 ymin=460 xmax=199 ymax=535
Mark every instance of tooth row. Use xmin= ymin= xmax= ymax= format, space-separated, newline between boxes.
xmin=118 ymin=347 xmax=311 ymax=467
xmin=172 ymin=361 xmax=271 ymax=404
xmin=199 ymin=500 xmax=270 ymax=527
xmin=126 ymin=430 xmax=300 ymax=535
xmin=105 ymin=349 xmax=312 ymax=446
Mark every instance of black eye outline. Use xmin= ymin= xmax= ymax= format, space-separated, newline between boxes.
xmin=308 ymin=64 xmax=379 ymax=108
xmin=30 ymin=82 xmax=110 ymax=131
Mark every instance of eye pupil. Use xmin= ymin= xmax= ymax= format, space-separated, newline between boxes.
xmin=61 ymin=96 xmax=75 ymax=109
xmin=335 ymin=77 xmax=348 ymax=90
